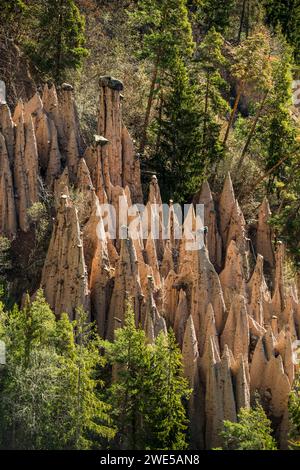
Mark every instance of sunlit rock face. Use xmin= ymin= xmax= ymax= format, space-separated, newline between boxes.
xmin=1 ymin=79 xmax=298 ymax=450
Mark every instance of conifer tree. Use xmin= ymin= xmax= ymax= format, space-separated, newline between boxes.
xmin=151 ymin=27 xmax=228 ymax=203
xmin=151 ymin=58 xmax=204 ymax=203
xmin=264 ymin=33 xmax=297 ymax=186
xmin=145 ymin=331 xmax=191 ymax=450
xmin=0 ymin=292 xmax=114 ymax=449
xmin=104 ymin=306 xmax=190 ymax=450
xmin=25 ymin=0 xmax=88 ymax=82
xmin=220 ymin=403 xmax=277 ymax=450
xmin=265 ymin=0 xmax=300 ymax=64
xmin=201 ymin=0 xmax=236 ymax=33
xmin=104 ymin=305 xmax=151 ymax=449
xmin=223 ymin=28 xmax=272 ymax=145
xmin=288 ymin=371 xmax=300 ymax=449
xmin=197 ymin=28 xmax=228 ymax=167
xmin=131 ymin=0 xmax=195 ymax=153
xmin=54 ymin=308 xmax=114 ymax=450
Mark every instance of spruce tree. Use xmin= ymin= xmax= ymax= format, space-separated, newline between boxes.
xmin=104 ymin=305 xmax=151 ymax=449
xmin=223 ymin=27 xmax=272 ymax=145
xmin=25 ymin=0 xmax=88 ymax=82
xmin=265 ymin=0 xmax=300 ymax=64
xmin=201 ymin=0 xmax=236 ymax=33
xmin=146 ymin=331 xmax=191 ymax=450
xmin=104 ymin=306 xmax=190 ymax=450
xmin=220 ymin=403 xmax=277 ymax=450
xmin=288 ymin=371 xmax=300 ymax=449
xmin=151 ymin=27 xmax=228 ymax=204
xmin=0 ymin=292 xmax=114 ymax=449
xmin=197 ymin=28 xmax=228 ymax=168
xmin=264 ymin=32 xmax=297 ymax=186
xmin=131 ymin=0 xmax=195 ymax=153
xmin=151 ymin=58 xmax=204 ymax=203
xmin=235 ymin=29 xmax=298 ymax=190
xmin=52 ymin=308 xmax=115 ymax=450
xmin=259 ymin=33 xmax=300 ymax=262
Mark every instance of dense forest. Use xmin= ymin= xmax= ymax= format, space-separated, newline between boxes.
xmin=1 ymin=0 xmax=300 ymax=451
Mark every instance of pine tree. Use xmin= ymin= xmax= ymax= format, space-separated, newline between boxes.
xmin=201 ymin=0 xmax=236 ymax=33
xmin=264 ymin=32 xmax=297 ymax=186
xmin=236 ymin=29 xmax=299 ymax=193
xmin=151 ymin=27 xmax=228 ymax=204
xmin=71 ymin=307 xmax=115 ymax=449
xmin=223 ymin=27 xmax=272 ymax=145
xmin=104 ymin=305 xmax=151 ymax=449
xmin=104 ymin=306 xmax=190 ymax=450
xmin=197 ymin=28 xmax=228 ymax=166
xmin=151 ymin=58 xmax=204 ymax=203
xmin=265 ymin=0 xmax=300 ymax=64
xmin=259 ymin=46 xmax=300 ymax=261
xmin=130 ymin=0 xmax=195 ymax=153
xmin=0 ymin=291 xmax=114 ymax=449
xmin=25 ymin=0 xmax=88 ymax=82
xmin=220 ymin=403 xmax=277 ymax=450
xmin=146 ymin=331 xmax=191 ymax=450
xmin=288 ymin=371 xmax=300 ymax=449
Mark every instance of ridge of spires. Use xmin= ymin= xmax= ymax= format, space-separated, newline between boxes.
xmin=0 ymin=79 xmax=298 ymax=450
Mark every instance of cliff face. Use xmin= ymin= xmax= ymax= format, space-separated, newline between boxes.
xmin=0 ymin=77 xmax=298 ymax=449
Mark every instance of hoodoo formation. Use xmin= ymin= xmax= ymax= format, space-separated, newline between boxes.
xmin=0 ymin=78 xmax=299 ymax=449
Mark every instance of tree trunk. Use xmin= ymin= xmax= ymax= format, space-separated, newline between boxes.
xmin=237 ymin=0 xmax=247 ymax=44
xmin=245 ymin=0 xmax=250 ymax=38
xmin=223 ymin=83 xmax=244 ymax=146
xmin=55 ymin=0 xmax=64 ymax=83
xmin=240 ymin=153 xmax=292 ymax=200
xmin=155 ymin=92 xmax=164 ymax=154
xmin=202 ymin=71 xmax=210 ymax=149
xmin=235 ymin=89 xmax=268 ymax=173
xmin=139 ymin=60 xmax=159 ymax=154
xmin=75 ymin=321 xmax=84 ymax=449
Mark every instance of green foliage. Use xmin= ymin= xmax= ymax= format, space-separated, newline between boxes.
xmin=0 ymin=292 xmax=114 ymax=449
xmin=103 ymin=306 xmax=152 ymax=449
xmin=265 ymin=0 xmax=300 ymax=64
xmin=0 ymin=0 xmax=26 ymax=21
xmin=264 ymin=31 xmax=297 ymax=177
xmin=150 ymin=27 xmax=229 ymax=203
xmin=104 ymin=305 xmax=190 ymax=450
xmin=0 ymin=237 xmax=12 ymax=305
xmin=131 ymin=0 xmax=195 ymax=68
xmin=231 ymin=27 xmax=272 ymax=92
xmin=0 ymin=0 xmax=26 ymax=37
xmin=220 ymin=403 xmax=277 ymax=450
xmin=24 ymin=0 xmax=88 ymax=82
xmin=8 ymin=201 xmax=53 ymax=300
xmin=201 ymin=0 xmax=236 ymax=33
xmin=258 ymin=34 xmax=300 ymax=266
xmin=289 ymin=371 xmax=300 ymax=449
xmin=196 ymin=28 xmax=228 ymax=166
xmin=145 ymin=330 xmax=191 ymax=450
xmin=151 ymin=59 xmax=204 ymax=203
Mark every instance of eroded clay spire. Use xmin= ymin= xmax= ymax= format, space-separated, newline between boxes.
xmin=41 ymin=194 xmax=90 ymax=320
xmin=219 ymin=172 xmax=235 ymax=247
xmin=197 ymin=180 xmax=222 ymax=271
xmin=0 ymin=133 xmax=17 ymax=237
xmin=256 ymin=197 xmax=275 ymax=269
